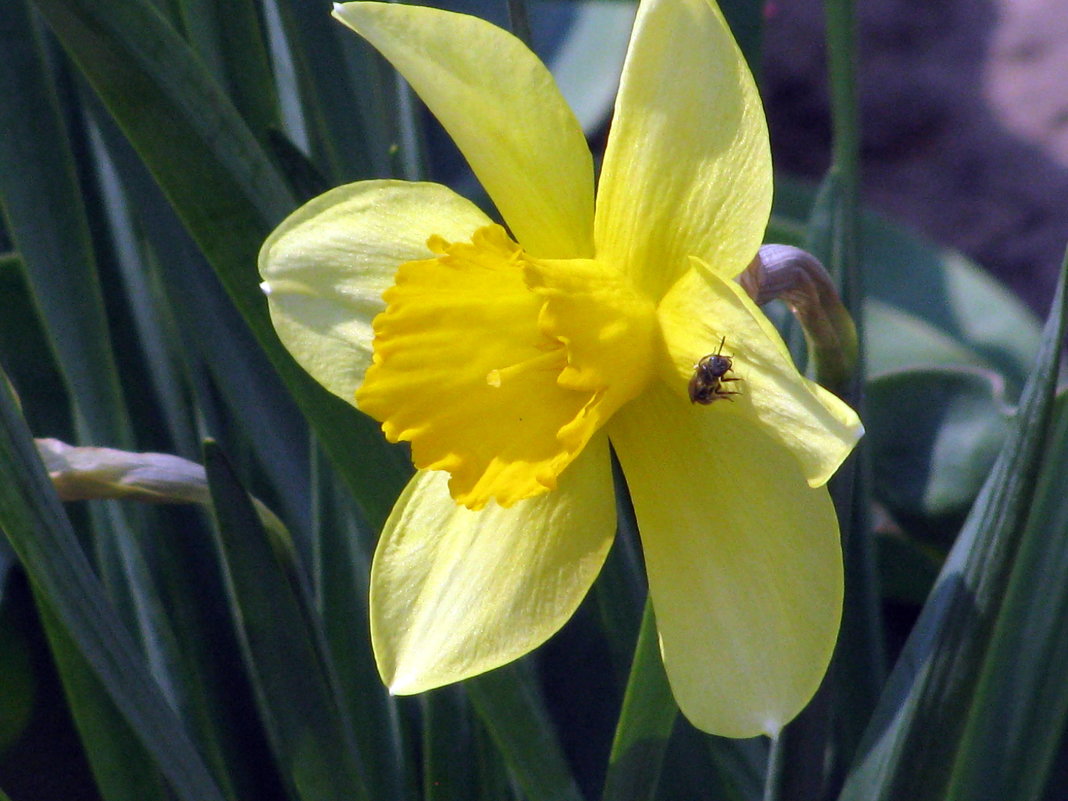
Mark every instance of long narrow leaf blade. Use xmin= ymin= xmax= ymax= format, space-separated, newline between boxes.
xmin=30 ymin=0 xmax=409 ymax=527
xmin=177 ymin=0 xmax=280 ymax=140
xmin=90 ymin=116 xmax=313 ymax=544
xmin=274 ymin=0 xmax=379 ymax=182
xmin=466 ymin=664 xmax=585 ymax=801
xmin=944 ymin=388 xmax=1068 ymax=801
xmin=0 ymin=0 xmax=131 ymax=447
xmin=0 ymin=370 xmax=226 ymax=801
xmin=203 ymin=441 xmax=368 ymax=801
xmin=839 ymin=255 xmax=1068 ymax=801
xmin=422 ymin=688 xmax=475 ymax=801
xmin=601 ymin=600 xmax=676 ymax=801
xmin=313 ymin=456 xmax=409 ymax=801
xmin=34 ymin=600 xmax=173 ymax=801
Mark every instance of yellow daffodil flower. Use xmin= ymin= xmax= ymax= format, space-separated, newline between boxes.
xmin=259 ymin=0 xmax=863 ymax=738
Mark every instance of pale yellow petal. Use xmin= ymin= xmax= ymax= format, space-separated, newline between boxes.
xmin=608 ymin=384 xmax=843 ymax=738
xmin=657 ymin=261 xmax=863 ymax=487
xmin=334 ymin=2 xmax=594 ymax=259
xmin=258 ymin=180 xmax=491 ymax=403
xmin=370 ymin=437 xmax=616 ymax=694
xmin=594 ymin=0 xmax=772 ymax=300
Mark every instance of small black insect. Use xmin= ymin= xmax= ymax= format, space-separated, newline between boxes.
xmin=688 ymin=336 xmax=742 ymax=404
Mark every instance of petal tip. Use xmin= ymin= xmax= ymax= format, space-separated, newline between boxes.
xmin=259 ymin=280 xmax=272 ymax=296
xmin=761 ymin=718 xmax=784 ymax=740
xmin=378 ymin=659 xmax=410 ymax=695
xmin=387 ymin=664 xmax=441 ymax=696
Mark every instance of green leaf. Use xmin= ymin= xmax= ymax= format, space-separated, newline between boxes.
xmin=0 ymin=581 xmax=34 ymax=753
xmin=90 ymin=118 xmax=315 ymax=544
xmin=838 ymin=255 xmax=1068 ymax=801
xmin=174 ymin=0 xmax=280 ymax=140
xmin=29 ymin=0 xmax=409 ymax=527
xmin=649 ymin=724 xmax=765 ymax=801
xmin=601 ymin=601 xmax=676 ymax=801
xmin=944 ymin=391 xmax=1068 ymax=801
xmin=862 ymin=246 xmax=1040 ymax=391
xmin=311 ymin=451 xmax=409 ymax=801
xmin=35 ymin=600 xmax=173 ymax=801
xmin=4 ymin=0 xmax=311 ymax=707
xmin=593 ymin=461 xmax=646 ymax=683
xmin=875 ymin=532 xmax=942 ymax=607
xmin=0 ymin=0 xmax=131 ymax=447
xmin=504 ymin=0 xmax=533 ymax=48
xmin=702 ymin=735 xmax=766 ymax=801
xmin=821 ymin=0 xmax=860 ymax=232
xmin=867 ymin=367 xmax=1011 ymax=524
xmin=767 ymin=108 xmax=882 ymax=800
xmin=864 ymin=301 xmax=999 ymax=376
xmin=471 ymin=713 xmax=516 ymax=801
xmin=771 ymin=179 xmax=1042 ymax=388
xmin=83 ymin=116 xmax=200 ymax=457
xmin=0 ymin=368 xmax=226 ymax=801
xmin=422 ymin=687 xmax=476 ymax=801
xmin=273 ymin=0 xmax=381 ymax=182
xmin=466 ymin=663 xmax=584 ymax=801
xmin=203 ymin=441 xmax=368 ymax=801
xmin=266 ymin=128 xmax=333 ymax=203
xmin=0 ymin=575 xmax=130 ymax=800
xmin=0 ymin=254 xmax=71 ymax=440
xmin=147 ymin=503 xmax=287 ymax=801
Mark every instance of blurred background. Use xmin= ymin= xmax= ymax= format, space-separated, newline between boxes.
xmin=764 ymin=0 xmax=1068 ymax=315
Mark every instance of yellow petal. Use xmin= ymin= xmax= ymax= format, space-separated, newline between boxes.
xmin=594 ymin=0 xmax=772 ymax=300
xmin=334 ymin=2 xmax=594 ymax=259
xmin=608 ymin=384 xmax=843 ymax=738
xmin=355 ymin=226 xmax=593 ymax=509
xmin=259 ymin=180 xmax=491 ymax=403
xmin=370 ymin=437 xmax=616 ymax=694
xmin=657 ymin=261 xmax=863 ymax=487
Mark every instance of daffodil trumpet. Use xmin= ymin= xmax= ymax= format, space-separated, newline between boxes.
xmin=259 ymin=0 xmax=863 ymax=738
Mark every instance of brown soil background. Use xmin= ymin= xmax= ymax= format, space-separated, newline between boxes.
xmin=762 ymin=0 xmax=1068 ymax=317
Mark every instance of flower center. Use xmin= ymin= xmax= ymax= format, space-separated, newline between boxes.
xmin=356 ymin=224 xmax=657 ymax=509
